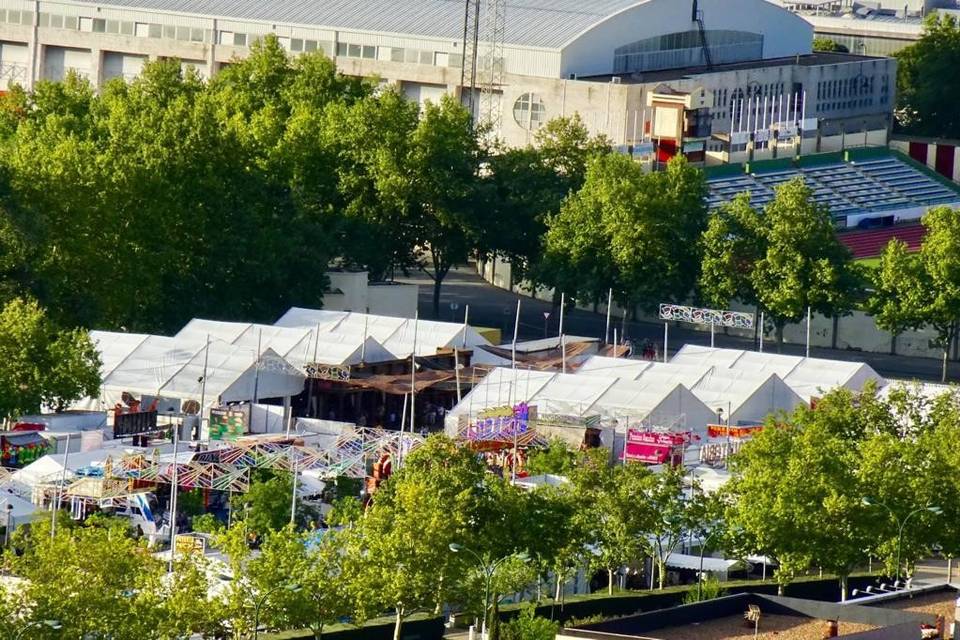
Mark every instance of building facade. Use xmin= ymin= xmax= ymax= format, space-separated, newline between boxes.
xmin=0 ymin=0 xmax=896 ymax=161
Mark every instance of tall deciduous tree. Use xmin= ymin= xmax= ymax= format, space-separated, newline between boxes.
xmin=348 ymin=436 xmax=488 ymax=640
xmin=868 ymin=207 xmax=960 ymax=381
xmin=0 ymin=297 xmax=100 ymax=418
xmin=407 ymin=95 xmax=483 ymax=318
xmin=542 ymin=154 xmax=707 ymax=313
xmin=704 ymin=177 xmax=860 ymax=348
xmin=896 ymin=14 xmax=960 ymax=137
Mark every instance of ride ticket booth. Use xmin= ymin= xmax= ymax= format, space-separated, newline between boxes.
xmin=622 ymin=429 xmax=690 ymax=466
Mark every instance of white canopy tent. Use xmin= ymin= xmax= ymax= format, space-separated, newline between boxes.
xmin=576 ymin=355 xmax=654 ymax=379
xmin=275 ymin=307 xmax=491 ymax=360
xmin=89 ymin=331 xmax=151 ymax=379
xmin=690 ymin=368 xmax=804 ymax=425
xmin=671 ymin=346 xmax=885 ymax=403
xmin=445 ymin=367 xmax=715 ymax=434
xmin=0 ymin=492 xmax=41 ymax=531
xmin=100 ymin=336 xmax=202 ymax=407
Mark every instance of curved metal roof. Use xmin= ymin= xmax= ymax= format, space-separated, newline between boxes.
xmin=71 ymin=0 xmax=649 ymax=49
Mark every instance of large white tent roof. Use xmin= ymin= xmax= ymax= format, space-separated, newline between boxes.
xmin=691 ymin=368 xmax=804 ymax=423
xmin=671 ymin=346 xmax=885 ymax=403
xmin=102 ymin=336 xmax=201 ymax=397
xmin=89 ymin=331 xmax=150 ymax=379
xmin=275 ymin=307 xmax=490 ymax=359
xmin=576 ymin=355 xmax=654 ymax=379
xmin=447 ymin=367 xmax=716 ymax=431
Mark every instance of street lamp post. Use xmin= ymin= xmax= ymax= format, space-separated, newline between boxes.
xmin=862 ymin=498 xmax=942 ymax=582
xmin=253 ymin=583 xmax=302 ymax=640
xmin=15 ymin=620 xmax=61 ymax=639
xmin=697 ymin=528 xmax=721 ymax=602
xmin=450 ymin=543 xmax=530 ymax=640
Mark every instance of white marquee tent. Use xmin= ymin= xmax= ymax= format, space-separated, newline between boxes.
xmin=690 ymin=368 xmax=804 ymax=425
xmin=445 ymin=367 xmax=715 ymax=434
xmin=275 ymin=307 xmax=491 ymax=360
xmin=576 ymin=355 xmax=654 ymax=379
xmin=671 ymin=346 xmax=885 ymax=402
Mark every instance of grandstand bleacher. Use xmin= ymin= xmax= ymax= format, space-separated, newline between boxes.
xmin=838 ymin=223 xmax=925 ymax=259
xmin=705 ymin=152 xmax=960 ymax=227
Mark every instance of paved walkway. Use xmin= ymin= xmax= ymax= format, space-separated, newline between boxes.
xmin=398 ymin=266 xmax=957 ymax=383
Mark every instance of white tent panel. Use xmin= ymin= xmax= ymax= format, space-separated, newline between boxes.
xmin=383 ymin=318 xmax=489 ymax=358
xmin=159 ymin=344 xmax=304 ymax=406
xmin=593 ymin=380 xmax=716 ymax=432
xmin=671 ymin=344 xmax=745 ymax=369
xmin=727 ymin=350 xmax=803 ymax=377
xmin=175 ymin=319 xmax=252 ymax=345
xmin=89 ymin=331 xmax=150 ymax=379
xmin=274 ymin=307 xmax=349 ymax=330
xmin=691 ymin=369 xmax=804 ymax=424
xmin=634 ymin=362 xmax=713 ymax=388
xmin=102 ymin=336 xmax=201 ymax=401
xmin=232 ymin=324 xmax=312 ymax=358
xmin=444 ymin=368 xmax=555 ymax=435
xmin=576 ymin=355 xmax=653 ymax=380
xmin=529 ymin=372 xmax=617 ymax=416
xmin=782 ymin=358 xmax=884 ymax=402
xmin=323 ymin=313 xmax=407 ymax=343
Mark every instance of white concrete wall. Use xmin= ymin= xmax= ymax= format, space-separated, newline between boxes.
xmin=367 ymin=283 xmax=418 ymax=318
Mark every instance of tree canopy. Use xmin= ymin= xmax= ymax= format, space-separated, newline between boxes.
xmin=896 ymin=14 xmax=960 ymax=137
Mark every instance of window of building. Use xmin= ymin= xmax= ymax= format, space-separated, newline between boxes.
xmin=65 ymin=15 xmax=78 ymax=29
xmin=79 ymin=16 xmax=92 ymax=31
xmin=120 ymin=21 xmax=134 ymax=35
xmin=419 ymin=50 xmax=433 ymax=65
xmin=348 ymin=43 xmax=361 ymax=57
xmin=163 ymin=24 xmax=175 ymax=39
xmin=134 ymin=22 xmax=150 ymax=37
xmin=304 ymin=40 xmax=317 ymax=52
xmin=7 ymin=10 xmax=20 ymax=24
xmin=50 ymin=14 xmax=63 ymax=28
xmin=290 ymin=38 xmax=303 ymax=52
xmin=38 ymin=11 xmax=49 ymax=26
xmin=390 ymin=47 xmax=404 ymax=63
xmin=189 ymin=27 xmax=203 ymax=42
xmin=362 ymin=45 xmax=375 ymax=59
xmin=234 ymin=33 xmax=247 ymax=47
xmin=435 ymin=52 xmax=449 ymax=67
xmin=513 ymin=93 xmax=546 ymax=130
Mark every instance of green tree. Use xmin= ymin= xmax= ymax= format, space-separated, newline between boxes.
xmin=542 ymin=155 xmax=707 ymax=314
xmin=231 ymin=471 xmax=303 ymax=539
xmin=524 ymin=438 xmax=577 ymax=476
xmin=407 ymin=95 xmax=483 ymax=318
xmin=896 ymin=14 xmax=960 ymax=137
xmin=727 ymin=403 xmax=873 ymax=599
xmin=701 ymin=179 xmax=861 ymax=348
xmin=6 ymin=517 xmax=168 ymax=639
xmin=812 ymin=37 xmax=845 ymax=52
xmin=866 ymin=239 xmax=926 ymax=356
xmin=868 ymin=207 xmax=960 ymax=381
xmin=348 ymin=436 xmax=488 ymax=640
xmin=0 ymin=297 xmax=100 ymax=418
xmin=248 ymin=525 xmax=352 ymax=639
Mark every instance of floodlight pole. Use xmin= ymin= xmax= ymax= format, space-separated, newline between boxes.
xmin=51 ymin=433 xmax=71 ymax=540
xmin=805 ymin=306 xmax=811 ymax=358
xmin=167 ymin=414 xmax=181 ymax=573
xmin=512 ymin=300 xmax=521 ymax=369
xmin=663 ymin=322 xmax=669 ymax=363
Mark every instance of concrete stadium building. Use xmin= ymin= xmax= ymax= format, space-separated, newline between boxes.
xmin=0 ymin=0 xmax=896 ymax=162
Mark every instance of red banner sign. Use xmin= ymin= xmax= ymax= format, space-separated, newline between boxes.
xmin=707 ymin=424 xmax=764 ymax=439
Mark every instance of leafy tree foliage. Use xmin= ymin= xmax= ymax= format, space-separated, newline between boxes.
xmin=541 ymin=154 xmax=707 ymax=313
xmin=0 ymin=297 xmax=100 ymax=418
xmin=896 ymin=14 xmax=960 ymax=137
xmin=700 ymin=177 xmax=860 ymax=347
xmin=868 ymin=207 xmax=960 ymax=381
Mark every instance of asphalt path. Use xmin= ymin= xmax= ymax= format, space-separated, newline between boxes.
xmin=397 ymin=265 xmax=956 ymax=383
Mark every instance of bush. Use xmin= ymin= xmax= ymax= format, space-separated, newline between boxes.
xmin=500 ymin=604 xmax=559 ymax=640
xmin=191 ymin=513 xmax=224 ymax=534
xmin=683 ymin=576 xmax=726 ymax=604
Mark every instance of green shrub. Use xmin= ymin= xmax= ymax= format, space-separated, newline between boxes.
xmin=191 ymin=513 xmax=225 ymax=534
xmin=501 ymin=604 xmax=559 ymax=640
xmin=683 ymin=576 xmax=725 ymax=604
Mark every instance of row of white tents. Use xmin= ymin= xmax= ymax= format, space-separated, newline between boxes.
xmin=86 ymin=308 xmax=492 ymax=413
xmin=445 ymin=346 xmax=887 ymax=437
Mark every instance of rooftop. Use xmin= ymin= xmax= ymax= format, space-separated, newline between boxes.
xmin=580 ymin=52 xmax=877 ymax=84
xmin=70 ymin=0 xmax=648 ymax=49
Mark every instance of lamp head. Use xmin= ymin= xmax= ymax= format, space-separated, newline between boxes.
xmin=928 ymin=506 xmax=943 ymax=515
xmin=515 ymin=551 xmax=531 ymax=562
xmin=44 ymin=620 xmax=62 ymax=630
xmin=287 ymin=584 xmax=302 ymax=593
xmin=449 ymin=543 xmax=463 ymax=553
xmin=861 ymin=497 xmax=873 ymax=507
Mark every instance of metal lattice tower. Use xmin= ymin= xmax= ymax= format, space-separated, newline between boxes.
xmin=478 ymin=0 xmax=506 ymax=132
xmin=460 ymin=0 xmax=481 ymax=117
xmin=461 ymin=0 xmax=506 ymax=132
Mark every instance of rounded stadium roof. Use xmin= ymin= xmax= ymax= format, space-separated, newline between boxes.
xmin=72 ymin=0 xmax=657 ymax=50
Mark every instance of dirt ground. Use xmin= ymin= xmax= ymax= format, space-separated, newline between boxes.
xmin=648 ymin=613 xmax=875 ymax=639
xmin=876 ymin=592 xmax=956 ymax=638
